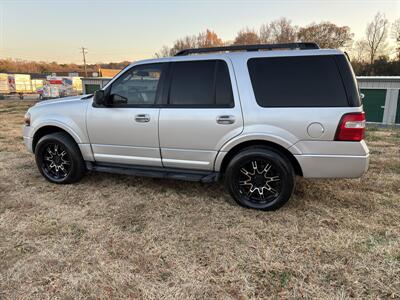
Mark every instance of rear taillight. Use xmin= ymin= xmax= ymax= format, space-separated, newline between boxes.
xmin=335 ymin=112 xmax=365 ymax=141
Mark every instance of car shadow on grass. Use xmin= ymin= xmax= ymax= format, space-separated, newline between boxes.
xmin=77 ymin=171 xmax=326 ymax=212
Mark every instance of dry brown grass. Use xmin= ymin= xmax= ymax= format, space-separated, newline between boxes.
xmin=0 ymin=99 xmax=399 ymax=299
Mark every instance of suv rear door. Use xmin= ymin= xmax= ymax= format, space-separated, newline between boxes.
xmin=159 ymin=58 xmax=243 ymax=170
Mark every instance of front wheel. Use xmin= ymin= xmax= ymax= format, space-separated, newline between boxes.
xmin=225 ymin=147 xmax=295 ymax=210
xmin=35 ymin=132 xmax=86 ymax=184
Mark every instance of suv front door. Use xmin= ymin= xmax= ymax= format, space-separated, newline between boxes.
xmin=86 ymin=63 xmax=166 ymax=166
xmin=159 ymin=58 xmax=243 ymax=171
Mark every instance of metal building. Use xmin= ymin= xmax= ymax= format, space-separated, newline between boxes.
xmin=358 ymin=77 xmax=400 ymax=125
xmin=81 ymin=77 xmax=112 ymax=94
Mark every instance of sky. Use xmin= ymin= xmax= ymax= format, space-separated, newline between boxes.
xmin=0 ymin=0 xmax=399 ymax=64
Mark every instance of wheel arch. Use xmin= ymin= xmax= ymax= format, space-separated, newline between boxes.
xmin=32 ymin=125 xmax=79 ymax=153
xmin=218 ymin=140 xmax=303 ymax=176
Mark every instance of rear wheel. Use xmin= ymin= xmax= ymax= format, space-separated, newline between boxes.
xmin=225 ymin=147 xmax=295 ymax=210
xmin=35 ymin=132 xmax=85 ymax=183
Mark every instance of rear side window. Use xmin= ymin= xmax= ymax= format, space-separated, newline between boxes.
xmin=215 ymin=61 xmax=234 ymax=106
xmin=168 ymin=60 xmax=234 ymax=107
xmin=334 ymin=55 xmax=361 ymax=107
xmin=247 ymin=55 xmax=349 ymax=107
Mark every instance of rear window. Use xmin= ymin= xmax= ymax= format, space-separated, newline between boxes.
xmin=168 ymin=60 xmax=234 ymax=107
xmin=247 ymin=55 xmax=349 ymax=107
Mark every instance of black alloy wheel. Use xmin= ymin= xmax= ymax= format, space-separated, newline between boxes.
xmin=41 ymin=142 xmax=71 ymax=181
xmin=237 ymin=158 xmax=282 ymax=204
xmin=35 ymin=132 xmax=85 ymax=184
xmin=225 ymin=147 xmax=295 ymax=210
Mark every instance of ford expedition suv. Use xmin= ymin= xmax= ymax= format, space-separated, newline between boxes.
xmin=23 ymin=43 xmax=369 ymax=210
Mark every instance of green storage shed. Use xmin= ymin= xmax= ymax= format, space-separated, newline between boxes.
xmin=358 ymin=77 xmax=400 ymax=125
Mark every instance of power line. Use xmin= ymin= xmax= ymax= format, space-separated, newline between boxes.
xmin=80 ymin=47 xmax=88 ymax=77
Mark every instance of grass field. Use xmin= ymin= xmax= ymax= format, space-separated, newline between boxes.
xmin=0 ymin=100 xmax=399 ymax=299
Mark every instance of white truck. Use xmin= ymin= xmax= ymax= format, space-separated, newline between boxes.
xmin=39 ymin=76 xmax=81 ymax=100
xmin=0 ymin=73 xmax=33 ymax=99
xmin=0 ymin=73 xmax=16 ymax=97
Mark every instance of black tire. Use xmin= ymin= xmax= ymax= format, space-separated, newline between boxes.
xmin=35 ymin=132 xmax=86 ymax=184
xmin=225 ymin=147 xmax=295 ymax=210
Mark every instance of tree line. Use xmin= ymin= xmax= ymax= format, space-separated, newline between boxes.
xmin=1 ymin=13 xmax=399 ymax=76
xmin=0 ymin=60 xmax=130 ymax=75
xmin=155 ymin=13 xmax=399 ymax=76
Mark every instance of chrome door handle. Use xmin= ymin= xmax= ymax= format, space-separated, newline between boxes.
xmin=135 ymin=114 xmax=150 ymax=122
xmin=217 ymin=115 xmax=235 ymax=124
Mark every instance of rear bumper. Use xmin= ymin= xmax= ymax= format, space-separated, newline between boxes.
xmin=294 ymin=153 xmax=369 ymax=178
xmin=292 ymin=140 xmax=369 ymax=178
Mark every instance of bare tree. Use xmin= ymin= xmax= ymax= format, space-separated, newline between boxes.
xmin=169 ymin=35 xmax=198 ymax=56
xmin=352 ymin=39 xmax=369 ymax=62
xmin=233 ymin=28 xmax=260 ymax=45
xmin=154 ymin=46 xmax=171 ymax=58
xmin=259 ymin=23 xmax=273 ymax=44
xmin=392 ymin=18 xmax=400 ymax=60
xmin=269 ymin=18 xmax=297 ymax=43
xmin=197 ymin=29 xmax=224 ymax=48
xmin=155 ymin=29 xmax=224 ymax=57
xmin=297 ymin=22 xmax=353 ymax=48
xmin=365 ymin=13 xmax=389 ymax=64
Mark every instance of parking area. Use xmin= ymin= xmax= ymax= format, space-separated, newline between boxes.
xmin=0 ymin=100 xmax=399 ymax=299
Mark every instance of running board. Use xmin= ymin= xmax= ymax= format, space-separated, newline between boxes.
xmin=86 ymin=162 xmax=220 ymax=183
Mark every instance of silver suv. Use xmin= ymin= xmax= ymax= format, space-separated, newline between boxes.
xmin=23 ymin=43 xmax=369 ymax=210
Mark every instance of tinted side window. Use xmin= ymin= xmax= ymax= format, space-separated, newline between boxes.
xmin=110 ymin=63 xmax=164 ymax=105
xmin=247 ymin=55 xmax=349 ymax=107
xmin=334 ymin=55 xmax=361 ymax=107
xmin=168 ymin=60 xmax=234 ymax=107
xmin=215 ymin=61 xmax=234 ymax=106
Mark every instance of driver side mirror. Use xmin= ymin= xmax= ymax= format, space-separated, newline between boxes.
xmin=93 ymin=90 xmax=105 ymax=105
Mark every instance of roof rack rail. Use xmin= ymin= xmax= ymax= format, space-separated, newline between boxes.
xmin=175 ymin=42 xmax=319 ymax=56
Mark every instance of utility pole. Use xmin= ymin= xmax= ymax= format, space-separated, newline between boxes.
xmin=81 ymin=47 xmax=88 ymax=77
